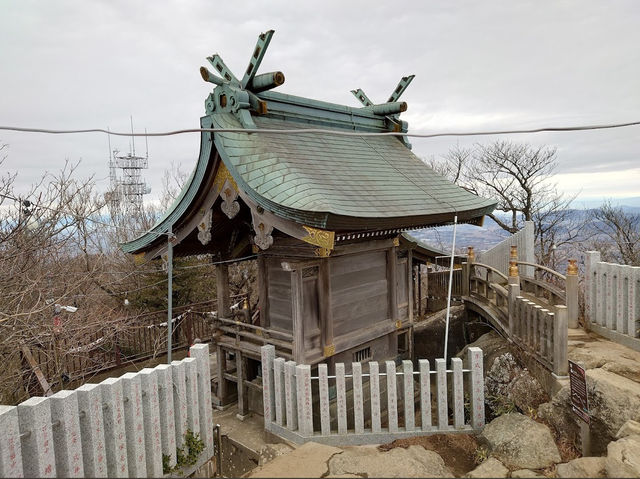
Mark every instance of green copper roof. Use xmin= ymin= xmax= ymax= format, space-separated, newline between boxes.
xmin=212 ymin=112 xmax=495 ymax=230
xmin=122 ymin=31 xmax=496 ymax=255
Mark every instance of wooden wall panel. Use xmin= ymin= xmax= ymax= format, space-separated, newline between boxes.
xmin=330 ymin=251 xmax=389 ymax=338
xmin=267 ymin=259 xmax=292 ymax=332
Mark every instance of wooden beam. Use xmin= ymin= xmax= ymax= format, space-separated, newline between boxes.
xmin=21 ymin=343 xmax=53 ymax=396
xmin=216 ymin=263 xmax=231 ymax=318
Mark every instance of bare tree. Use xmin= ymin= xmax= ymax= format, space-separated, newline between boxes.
xmin=590 ymin=201 xmax=640 ymax=266
xmin=433 ymin=140 xmax=588 ymax=267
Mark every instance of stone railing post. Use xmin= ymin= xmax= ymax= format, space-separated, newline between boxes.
xmin=584 ymin=251 xmax=601 ymax=326
xmin=463 ymin=247 xmax=474 ymax=295
xmin=508 ymin=245 xmax=519 ymax=286
xmin=566 ymin=259 xmax=579 ymax=328
xmin=507 ymin=283 xmax=520 ymax=338
xmin=553 ymin=305 xmax=568 ymax=376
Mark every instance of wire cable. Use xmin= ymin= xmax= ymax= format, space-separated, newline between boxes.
xmin=2 ymin=120 xmax=640 ymax=138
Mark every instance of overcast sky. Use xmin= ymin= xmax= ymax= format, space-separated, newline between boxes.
xmin=2 ymin=1 xmax=639 ymax=206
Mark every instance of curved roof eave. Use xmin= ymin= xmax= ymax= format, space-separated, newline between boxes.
xmin=120 ymin=117 xmax=215 ymax=254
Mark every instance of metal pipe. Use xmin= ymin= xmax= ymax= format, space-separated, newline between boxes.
xmin=200 ymin=67 xmax=225 ymax=86
xmin=366 ymin=101 xmax=407 ymax=116
xmin=167 ymin=225 xmax=174 ymax=364
xmin=249 ymin=71 xmax=285 ymax=92
xmin=443 ymin=215 xmax=458 ymax=362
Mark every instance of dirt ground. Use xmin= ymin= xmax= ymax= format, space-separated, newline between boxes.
xmin=378 ymin=433 xmax=480 ymax=477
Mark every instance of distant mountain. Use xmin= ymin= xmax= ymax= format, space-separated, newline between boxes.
xmin=571 ymin=196 xmax=640 ymax=210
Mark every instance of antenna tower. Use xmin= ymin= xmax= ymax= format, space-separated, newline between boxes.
xmin=107 ymin=118 xmax=151 ymax=219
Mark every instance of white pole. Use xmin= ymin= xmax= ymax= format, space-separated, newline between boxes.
xmin=167 ymin=225 xmax=173 ymax=363
xmin=443 ymin=215 xmax=458 ymax=362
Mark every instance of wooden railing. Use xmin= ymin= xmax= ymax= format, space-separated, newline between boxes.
xmin=460 ymin=247 xmax=572 ymax=377
xmin=427 ymin=269 xmax=464 ymax=299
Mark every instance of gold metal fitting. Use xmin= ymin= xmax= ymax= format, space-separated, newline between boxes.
xmin=510 ymin=245 xmax=518 ymax=260
xmin=509 ymin=260 xmax=519 ymax=277
xmin=323 ymin=344 xmax=335 ymax=357
xmin=567 ymin=259 xmax=578 ymax=276
xmin=393 ymin=237 xmax=400 ymax=247
xmin=395 ymin=320 xmax=402 ymax=329
xmin=467 ymin=246 xmax=475 ymax=263
xmin=243 ymin=297 xmax=249 ymax=310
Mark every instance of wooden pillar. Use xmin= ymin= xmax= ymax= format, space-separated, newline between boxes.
xmin=417 ymin=264 xmax=422 ymax=318
xmin=216 ymin=263 xmax=231 ymax=319
xmin=236 ymin=351 xmax=249 ymax=419
xmin=319 ymin=258 xmax=334 ymax=358
xmin=291 ymin=268 xmax=305 ymax=364
xmin=257 ymin=254 xmax=269 ymax=328
xmin=216 ymin=345 xmax=232 ymax=406
xmin=407 ymin=248 xmax=414 ymax=358
xmin=388 ymin=245 xmax=398 ymax=323
xmin=408 ymin=248 xmax=414 ymax=324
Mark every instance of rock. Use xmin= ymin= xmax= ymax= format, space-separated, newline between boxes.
xmin=586 ymin=368 xmax=640 ymax=453
xmin=457 ymin=332 xmax=510 ymax=375
xmin=605 ymin=434 xmax=640 ymax=477
xmin=508 ymin=369 xmax=549 ymax=412
xmin=605 ymin=457 xmax=638 ymax=478
xmin=257 ymin=443 xmax=294 ymax=466
xmin=569 ymin=337 xmax=640 ymax=383
xmin=480 ymin=413 xmax=561 ymax=469
xmin=556 ymin=457 xmax=606 ymax=478
xmin=511 ymin=469 xmax=544 ymax=478
xmin=465 ymin=457 xmax=508 ymax=478
xmin=247 ymin=442 xmax=342 ymax=478
xmin=328 ymin=445 xmax=453 ymax=478
xmin=616 ymin=420 xmax=640 ymax=439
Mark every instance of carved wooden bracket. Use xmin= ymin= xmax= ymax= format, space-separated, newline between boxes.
xmin=221 ymin=184 xmax=240 ymax=219
xmin=197 ymin=208 xmax=213 ymax=245
xmin=251 ymin=208 xmax=274 ymax=250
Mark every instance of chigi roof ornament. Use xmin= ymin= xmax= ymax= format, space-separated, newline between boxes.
xmin=199 ymin=29 xmax=284 ymax=128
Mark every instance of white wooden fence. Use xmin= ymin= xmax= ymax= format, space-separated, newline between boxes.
xmin=261 ymin=345 xmax=485 ymax=446
xmin=585 ymin=251 xmax=640 ymax=352
xmin=0 ymin=344 xmax=214 ymax=478
xmin=477 ymin=221 xmax=534 ymax=277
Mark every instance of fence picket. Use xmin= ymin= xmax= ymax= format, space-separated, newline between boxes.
xmin=49 ymin=390 xmax=84 ymax=478
xmin=336 ymin=363 xmax=347 ymax=435
xmin=0 ymin=406 xmax=23 ymax=478
xmin=273 ymin=357 xmax=285 ymax=427
xmin=353 ymin=362 xmax=365 ymax=434
xmin=318 ymin=363 xmax=330 ymax=435
xmin=386 ymin=361 xmax=398 ymax=433
xmin=369 ymin=362 xmax=382 ymax=433
xmin=452 ymin=358 xmax=464 ymax=429
xmin=284 ymin=361 xmax=298 ymax=431
xmin=17 ymin=397 xmax=56 ymax=478
xmin=435 ymin=358 xmax=447 ymax=430
xmin=418 ymin=360 xmax=431 ymax=430
xmin=402 ymin=360 xmax=415 ymax=431
xmin=296 ymin=365 xmax=313 ymax=436
xmin=76 ymin=383 xmax=108 ymax=477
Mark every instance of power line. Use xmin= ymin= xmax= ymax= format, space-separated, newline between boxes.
xmin=2 ymin=120 xmax=640 ymax=139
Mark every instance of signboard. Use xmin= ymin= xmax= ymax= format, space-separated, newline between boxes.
xmin=568 ymin=360 xmax=590 ymax=425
